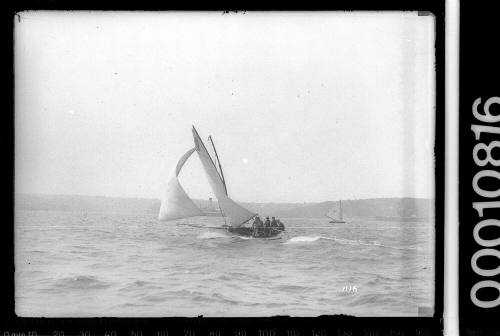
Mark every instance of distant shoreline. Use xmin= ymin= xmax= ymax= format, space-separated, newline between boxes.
xmin=15 ymin=193 xmax=435 ymax=220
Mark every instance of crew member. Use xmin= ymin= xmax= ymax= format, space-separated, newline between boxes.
xmin=277 ymin=219 xmax=285 ymax=231
xmin=270 ymin=216 xmax=278 ymax=234
xmin=252 ymin=216 xmax=261 ymax=237
xmin=264 ymin=216 xmax=271 ymax=236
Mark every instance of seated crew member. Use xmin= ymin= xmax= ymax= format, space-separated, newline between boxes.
xmin=277 ymin=219 xmax=285 ymax=231
xmin=270 ymin=216 xmax=278 ymax=234
xmin=264 ymin=216 xmax=271 ymax=236
xmin=252 ymin=216 xmax=261 ymax=237
xmin=254 ymin=216 xmax=264 ymax=237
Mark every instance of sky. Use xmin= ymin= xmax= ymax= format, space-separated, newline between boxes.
xmin=15 ymin=11 xmax=435 ymax=203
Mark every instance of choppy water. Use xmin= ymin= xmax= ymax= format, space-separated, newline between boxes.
xmin=15 ymin=210 xmax=434 ymax=317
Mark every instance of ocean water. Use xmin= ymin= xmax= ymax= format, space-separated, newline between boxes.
xmin=15 ymin=210 xmax=435 ymax=317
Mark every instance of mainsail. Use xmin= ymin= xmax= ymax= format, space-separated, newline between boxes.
xmin=327 ymin=200 xmax=343 ymax=221
xmin=192 ymin=126 xmax=257 ymax=227
xmin=158 ymin=148 xmax=204 ymax=221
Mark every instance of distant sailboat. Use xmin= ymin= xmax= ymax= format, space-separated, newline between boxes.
xmin=326 ymin=200 xmax=346 ymax=223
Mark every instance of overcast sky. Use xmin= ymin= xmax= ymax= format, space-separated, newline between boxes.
xmin=15 ymin=11 xmax=435 ymax=203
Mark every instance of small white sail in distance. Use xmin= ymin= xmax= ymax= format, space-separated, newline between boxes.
xmin=327 ymin=200 xmax=343 ymax=221
xmin=192 ymin=126 xmax=257 ymax=227
xmin=158 ymin=148 xmax=204 ymax=221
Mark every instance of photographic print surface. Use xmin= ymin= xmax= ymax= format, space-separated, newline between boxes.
xmin=15 ymin=11 xmax=436 ymax=317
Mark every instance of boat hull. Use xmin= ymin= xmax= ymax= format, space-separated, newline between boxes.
xmin=226 ymin=226 xmax=284 ymax=238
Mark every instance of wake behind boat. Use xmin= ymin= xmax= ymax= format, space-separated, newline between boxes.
xmin=158 ymin=126 xmax=285 ymax=239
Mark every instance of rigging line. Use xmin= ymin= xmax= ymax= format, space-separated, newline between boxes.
xmin=192 ymin=126 xmax=226 ymax=188
xmin=208 ymin=135 xmax=228 ymax=196
xmin=219 ymin=207 xmax=227 ymax=226
xmin=240 ymin=213 xmax=258 ymax=227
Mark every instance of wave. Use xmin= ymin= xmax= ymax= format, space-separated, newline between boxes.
xmin=347 ymin=293 xmax=403 ymax=307
xmin=52 ymin=275 xmax=110 ymax=290
xmin=284 ymin=236 xmax=332 ymax=243
xmin=196 ymin=231 xmax=229 ymax=239
xmin=115 ymin=303 xmax=150 ymax=308
xmin=380 ymin=244 xmax=420 ymax=251
xmin=118 ymin=280 xmax=162 ymax=292
xmin=139 ymin=289 xmax=243 ymax=306
xmin=142 ymin=295 xmax=168 ymax=303
xmin=365 ymin=274 xmax=399 ymax=285
xmin=190 ymin=292 xmax=243 ymax=306
xmin=210 ymin=293 xmax=240 ymax=305
xmin=283 ymin=235 xmax=419 ymax=251
xmin=273 ymin=284 xmax=310 ymax=292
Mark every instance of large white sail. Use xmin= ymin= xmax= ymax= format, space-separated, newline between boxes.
xmin=192 ymin=126 xmax=256 ymax=227
xmin=158 ymin=148 xmax=204 ymax=221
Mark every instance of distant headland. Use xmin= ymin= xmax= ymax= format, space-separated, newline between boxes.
xmin=15 ymin=193 xmax=435 ymax=221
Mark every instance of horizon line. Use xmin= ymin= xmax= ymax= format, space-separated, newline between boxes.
xmin=14 ymin=191 xmax=436 ymax=204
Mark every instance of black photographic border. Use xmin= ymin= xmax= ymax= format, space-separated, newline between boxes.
xmin=2 ymin=1 xmax=445 ymax=335
xmin=459 ymin=1 xmax=500 ymax=334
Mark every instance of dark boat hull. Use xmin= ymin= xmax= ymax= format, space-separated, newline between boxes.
xmin=227 ymin=226 xmax=284 ymax=238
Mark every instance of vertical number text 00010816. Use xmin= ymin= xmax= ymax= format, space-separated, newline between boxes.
xmin=469 ymin=96 xmax=500 ymax=308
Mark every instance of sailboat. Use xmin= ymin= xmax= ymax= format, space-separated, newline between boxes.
xmin=326 ymin=200 xmax=346 ymax=223
xmin=159 ymin=126 xmax=284 ymax=238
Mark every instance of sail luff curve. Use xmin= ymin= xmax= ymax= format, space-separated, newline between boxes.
xmin=158 ymin=148 xmax=204 ymax=221
xmin=192 ymin=126 xmax=256 ymax=227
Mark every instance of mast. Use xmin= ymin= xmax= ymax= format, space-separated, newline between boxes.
xmin=339 ymin=200 xmax=343 ymax=220
xmin=208 ymin=135 xmax=228 ymax=196
xmin=192 ymin=126 xmax=257 ymax=227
